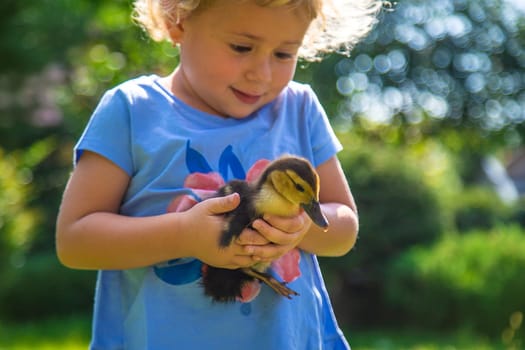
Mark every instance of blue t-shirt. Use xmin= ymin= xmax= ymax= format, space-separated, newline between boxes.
xmin=76 ymin=75 xmax=349 ymax=350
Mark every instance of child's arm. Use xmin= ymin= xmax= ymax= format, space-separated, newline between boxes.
xmin=56 ymin=151 xmax=263 ymax=270
xmin=300 ymin=155 xmax=358 ymax=256
xmin=245 ymin=156 xmax=358 ymax=259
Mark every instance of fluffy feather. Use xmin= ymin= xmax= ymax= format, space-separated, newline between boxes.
xmin=202 ymin=155 xmax=328 ymax=302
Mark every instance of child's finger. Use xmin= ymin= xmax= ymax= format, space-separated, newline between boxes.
xmin=248 ymin=243 xmax=290 ymax=263
xmin=221 ymin=253 xmax=260 ymax=269
xmin=262 ymin=213 xmax=306 ymax=233
xmin=252 ymin=218 xmax=299 ymax=246
xmin=203 ymin=193 xmax=240 ymax=215
xmin=235 ymin=228 xmax=269 ymax=246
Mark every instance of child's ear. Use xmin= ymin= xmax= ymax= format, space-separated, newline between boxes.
xmin=167 ymin=20 xmax=185 ymax=44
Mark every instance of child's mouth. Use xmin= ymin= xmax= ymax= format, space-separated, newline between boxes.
xmin=231 ymin=88 xmax=262 ymax=105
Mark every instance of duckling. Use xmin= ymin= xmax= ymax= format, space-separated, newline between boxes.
xmin=202 ymin=155 xmax=329 ymax=302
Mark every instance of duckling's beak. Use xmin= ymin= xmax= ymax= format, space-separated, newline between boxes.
xmin=301 ymin=200 xmax=329 ymax=231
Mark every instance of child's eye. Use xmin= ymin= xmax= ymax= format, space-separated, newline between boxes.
xmin=274 ymin=51 xmax=295 ymax=60
xmin=230 ymin=44 xmax=251 ymax=53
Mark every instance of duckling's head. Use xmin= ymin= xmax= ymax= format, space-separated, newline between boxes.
xmin=259 ymin=156 xmax=329 ymax=230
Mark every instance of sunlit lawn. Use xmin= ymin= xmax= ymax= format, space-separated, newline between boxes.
xmin=0 ymin=316 xmax=515 ymax=349
xmin=348 ymin=328 xmax=512 ymax=350
xmin=0 ymin=315 xmax=91 ymax=350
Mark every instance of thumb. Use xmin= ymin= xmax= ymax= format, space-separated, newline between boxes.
xmin=206 ymin=192 xmax=240 ymax=215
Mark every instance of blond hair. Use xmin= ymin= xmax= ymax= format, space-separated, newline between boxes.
xmin=132 ymin=0 xmax=383 ymax=61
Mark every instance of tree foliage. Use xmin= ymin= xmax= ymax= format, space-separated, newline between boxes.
xmin=387 ymin=226 xmax=525 ymax=335
xmin=328 ymin=0 xmax=525 ymax=153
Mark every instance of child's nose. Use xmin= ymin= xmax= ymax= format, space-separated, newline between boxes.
xmin=246 ymin=56 xmax=272 ymax=83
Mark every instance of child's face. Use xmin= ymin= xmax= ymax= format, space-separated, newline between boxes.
xmin=171 ymin=1 xmax=312 ymax=118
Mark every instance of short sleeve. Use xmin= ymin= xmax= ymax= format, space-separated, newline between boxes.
xmin=304 ymin=86 xmax=343 ymax=167
xmin=74 ymin=88 xmax=134 ymax=176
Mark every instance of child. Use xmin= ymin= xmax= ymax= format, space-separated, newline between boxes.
xmin=56 ymin=0 xmax=381 ymax=348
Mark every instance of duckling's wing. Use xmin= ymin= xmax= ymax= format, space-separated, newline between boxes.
xmin=216 ymin=180 xmax=257 ymax=248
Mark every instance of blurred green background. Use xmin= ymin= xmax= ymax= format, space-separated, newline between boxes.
xmin=1 ymin=0 xmax=525 ymax=348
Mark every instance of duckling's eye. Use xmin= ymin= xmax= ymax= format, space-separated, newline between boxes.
xmin=295 ymin=184 xmax=305 ymax=192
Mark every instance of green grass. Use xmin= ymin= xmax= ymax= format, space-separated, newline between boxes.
xmin=348 ymin=328 xmax=517 ymax=350
xmin=0 ymin=315 xmax=91 ymax=350
xmin=0 ymin=316 xmax=520 ymax=349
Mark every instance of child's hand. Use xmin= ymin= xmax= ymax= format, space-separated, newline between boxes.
xmin=183 ymin=193 xmax=261 ymax=269
xmin=247 ymin=211 xmax=312 ymax=263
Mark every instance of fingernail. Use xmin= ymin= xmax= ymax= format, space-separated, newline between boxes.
xmin=228 ymin=192 xmax=239 ymax=203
